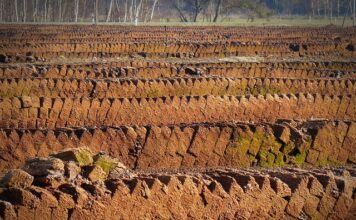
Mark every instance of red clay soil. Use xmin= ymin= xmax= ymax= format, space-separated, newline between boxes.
xmin=0 ymin=25 xmax=355 ymax=219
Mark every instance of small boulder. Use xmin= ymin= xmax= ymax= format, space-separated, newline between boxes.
xmin=22 ymin=157 xmax=64 ymax=177
xmin=52 ymin=148 xmax=93 ymax=167
xmin=65 ymin=161 xmax=81 ymax=180
xmin=278 ymin=126 xmax=291 ymax=144
xmin=93 ymin=154 xmax=124 ymax=175
xmin=93 ymin=153 xmax=134 ymax=179
xmin=108 ymin=166 xmax=136 ymax=179
xmin=86 ymin=165 xmax=107 ymax=182
xmin=0 ymin=169 xmax=33 ymax=188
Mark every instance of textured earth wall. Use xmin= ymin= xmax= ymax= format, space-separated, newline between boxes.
xmin=0 ymin=25 xmax=355 ymax=219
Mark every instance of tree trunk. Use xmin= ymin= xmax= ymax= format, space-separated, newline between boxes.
xmin=213 ymin=0 xmax=222 ymax=22
xmin=150 ymin=0 xmax=158 ymax=22
xmin=330 ymin=0 xmax=333 ymax=20
xmin=193 ymin=0 xmax=199 ymax=22
xmin=95 ymin=0 xmax=99 ymax=23
xmin=130 ymin=0 xmax=134 ymax=22
xmin=174 ymin=0 xmax=188 ymax=22
xmin=44 ymin=0 xmax=47 ymax=22
xmin=14 ymin=0 xmax=19 ymax=22
xmin=59 ymin=0 xmax=62 ymax=22
xmin=337 ymin=0 xmax=340 ymax=17
xmin=75 ymin=0 xmax=79 ymax=22
xmin=0 ymin=0 xmax=3 ymax=22
xmin=115 ymin=0 xmax=120 ymax=22
xmin=143 ymin=0 xmax=148 ymax=22
xmin=124 ymin=0 xmax=128 ymax=22
xmin=317 ymin=1 xmax=320 ymax=16
xmin=23 ymin=0 xmax=26 ymax=22
xmin=354 ymin=0 xmax=356 ymax=26
xmin=33 ymin=0 xmax=37 ymax=22
xmin=134 ymin=0 xmax=142 ymax=25
xmin=106 ymin=0 xmax=114 ymax=22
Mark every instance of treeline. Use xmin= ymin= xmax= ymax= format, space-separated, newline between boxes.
xmin=0 ymin=0 xmax=355 ymax=23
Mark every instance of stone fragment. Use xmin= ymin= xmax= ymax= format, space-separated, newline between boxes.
xmin=94 ymin=153 xmax=126 ymax=175
xmin=94 ymin=154 xmax=117 ymax=174
xmin=22 ymin=157 xmax=65 ymax=176
xmin=276 ymin=126 xmax=291 ymax=144
xmin=0 ymin=201 xmax=17 ymax=219
xmin=0 ymin=169 xmax=33 ymax=188
xmin=65 ymin=161 xmax=81 ymax=180
xmin=108 ymin=165 xmax=136 ymax=179
xmin=0 ymin=187 xmax=39 ymax=207
xmin=86 ymin=165 xmax=107 ymax=182
xmin=52 ymin=147 xmax=93 ymax=167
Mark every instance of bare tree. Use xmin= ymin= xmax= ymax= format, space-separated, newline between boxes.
xmin=0 ymin=0 xmax=3 ymax=22
xmin=59 ymin=0 xmax=62 ymax=22
xmin=213 ymin=0 xmax=222 ymax=22
xmin=33 ymin=0 xmax=37 ymax=22
xmin=75 ymin=0 xmax=79 ymax=22
xmin=124 ymin=0 xmax=128 ymax=22
xmin=134 ymin=0 xmax=143 ymax=25
xmin=44 ymin=0 xmax=48 ymax=22
xmin=14 ymin=0 xmax=19 ymax=22
xmin=330 ymin=0 xmax=333 ymax=20
xmin=353 ymin=0 xmax=356 ymax=26
xmin=107 ymin=0 xmax=114 ymax=22
xmin=173 ymin=0 xmax=188 ymax=22
xmin=115 ymin=0 xmax=121 ymax=21
xmin=192 ymin=0 xmax=204 ymax=22
xmin=95 ymin=0 xmax=99 ymax=23
xmin=143 ymin=0 xmax=149 ymax=22
xmin=150 ymin=0 xmax=158 ymax=21
xmin=23 ymin=0 xmax=26 ymax=22
xmin=129 ymin=0 xmax=133 ymax=22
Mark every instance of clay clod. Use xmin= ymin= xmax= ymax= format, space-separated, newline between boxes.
xmin=22 ymin=157 xmax=64 ymax=177
xmin=0 ymin=169 xmax=33 ymax=188
xmin=86 ymin=165 xmax=107 ymax=182
xmin=52 ymin=148 xmax=93 ymax=167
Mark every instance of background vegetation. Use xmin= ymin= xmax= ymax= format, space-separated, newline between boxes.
xmin=0 ymin=0 xmax=355 ymax=26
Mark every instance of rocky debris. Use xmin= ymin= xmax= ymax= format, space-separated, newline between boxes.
xmin=0 ymin=164 xmax=354 ymax=220
xmin=52 ymin=147 xmax=93 ymax=167
xmin=0 ymin=169 xmax=33 ymax=188
xmin=0 ymin=147 xmax=134 ymax=191
xmin=108 ymin=165 xmax=137 ymax=179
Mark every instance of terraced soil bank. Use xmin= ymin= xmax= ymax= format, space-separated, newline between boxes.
xmin=0 ymin=25 xmax=355 ymax=219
